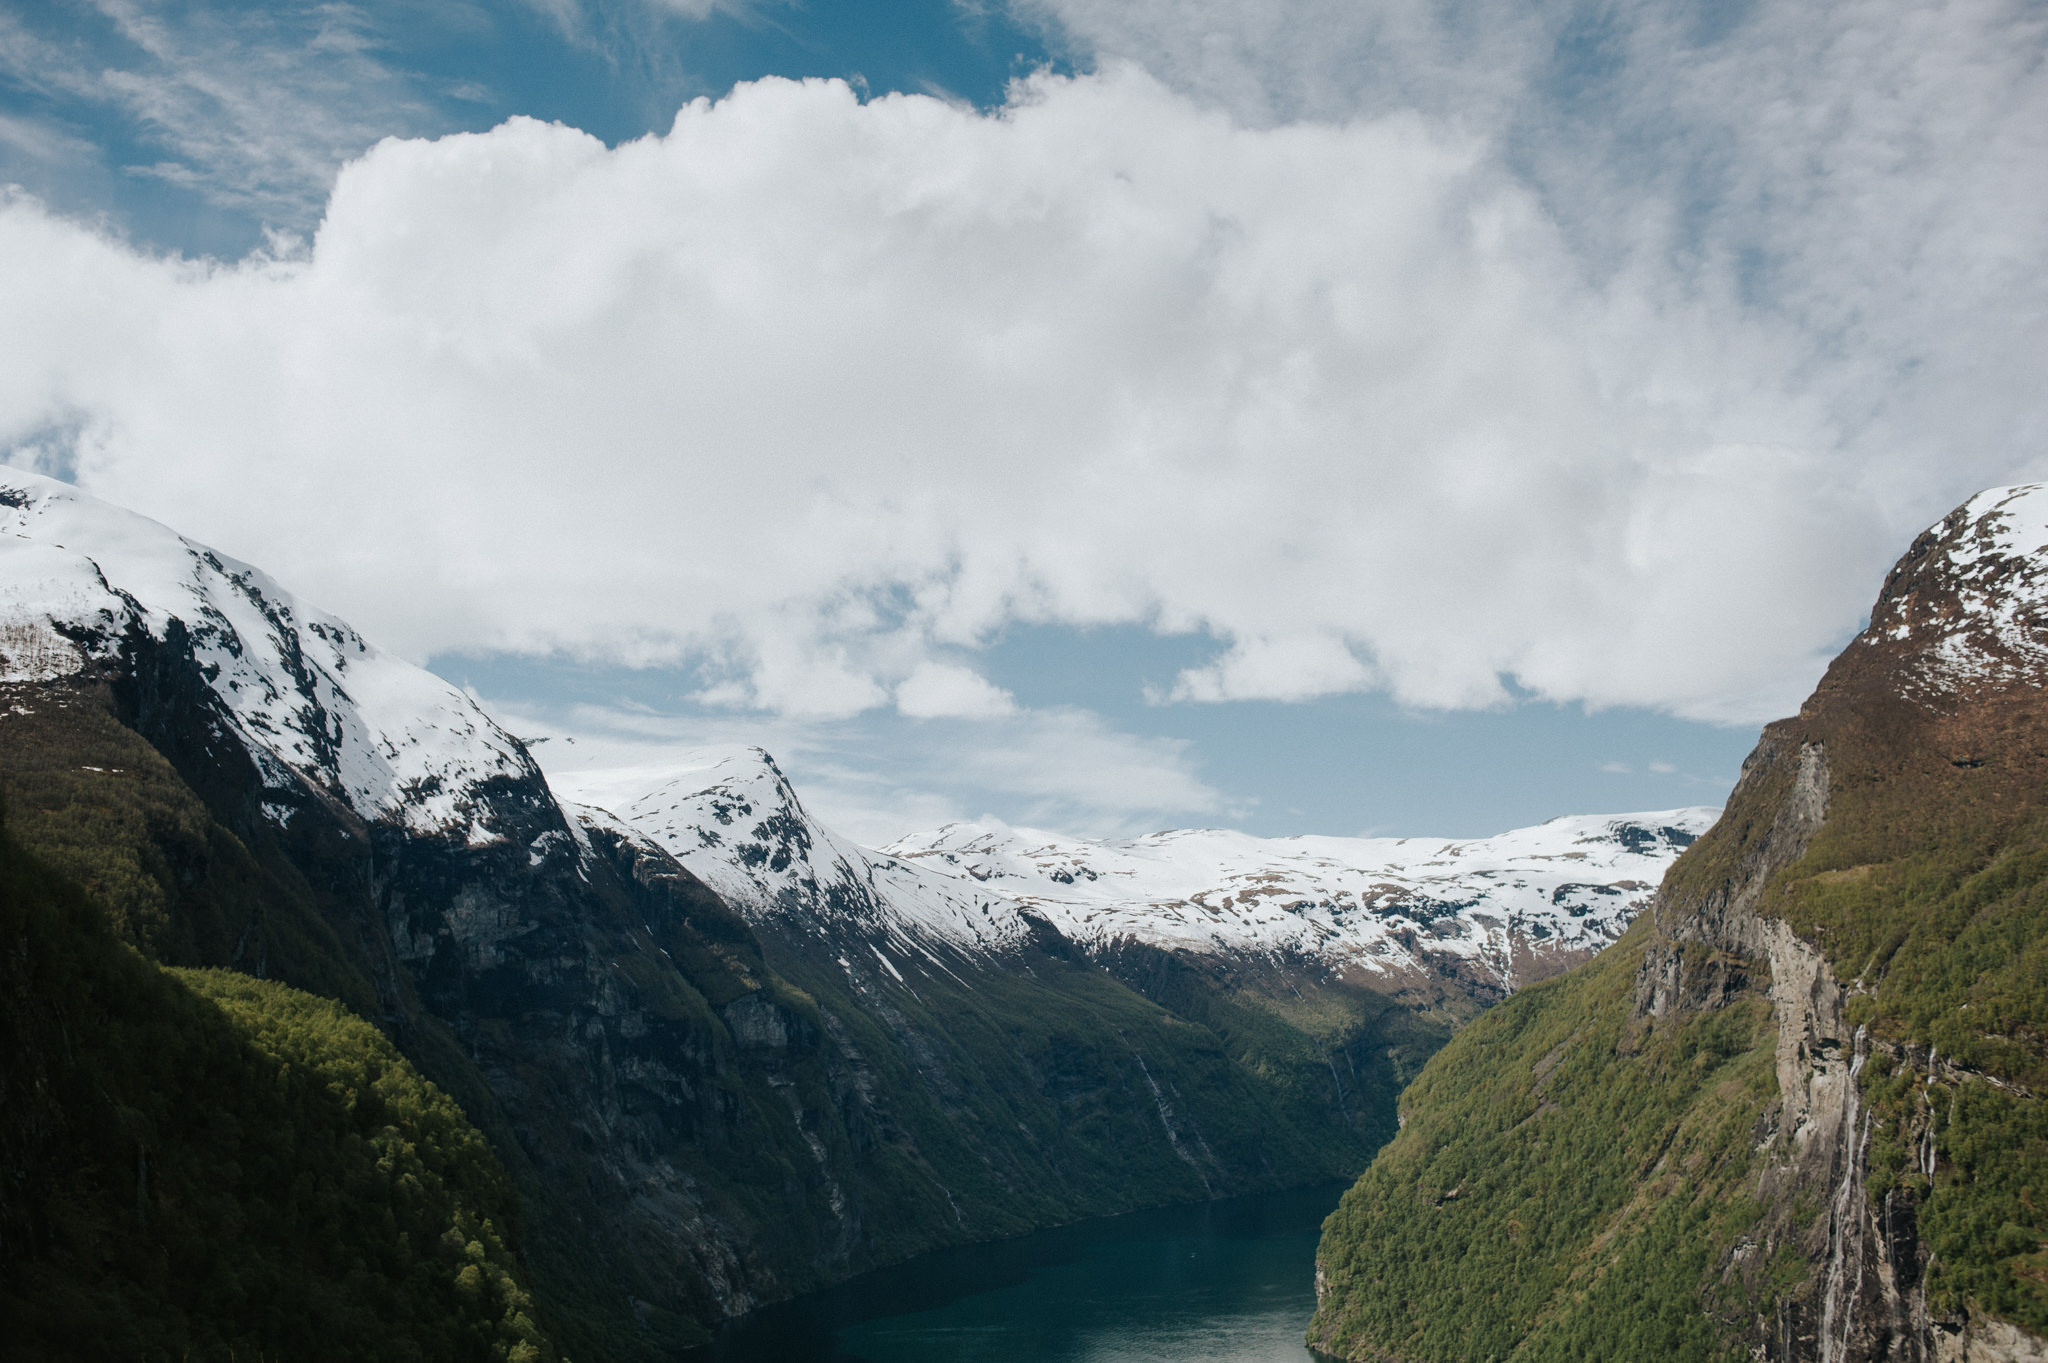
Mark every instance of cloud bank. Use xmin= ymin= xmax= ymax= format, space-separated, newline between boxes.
xmin=1 ymin=36 xmax=2042 ymax=726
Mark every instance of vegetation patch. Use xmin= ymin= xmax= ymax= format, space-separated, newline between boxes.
xmin=1309 ymin=917 xmax=1775 ymax=1362
xmin=0 ymin=816 xmax=555 ymax=1362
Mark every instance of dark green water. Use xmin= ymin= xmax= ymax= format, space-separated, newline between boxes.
xmin=688 ymin=1182 xmax=1347 ymax=1362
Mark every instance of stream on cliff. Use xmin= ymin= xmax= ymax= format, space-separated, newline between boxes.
xmin=687 ymin=1181 xmax=1349 ymax=1362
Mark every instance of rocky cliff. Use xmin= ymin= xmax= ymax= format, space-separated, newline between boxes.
xmin=1310 ymin=486 xmax=2048 ymax=1362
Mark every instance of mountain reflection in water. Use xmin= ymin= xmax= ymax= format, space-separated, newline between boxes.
xmin=689 ymin=1182 xmax=1348 ymax=1362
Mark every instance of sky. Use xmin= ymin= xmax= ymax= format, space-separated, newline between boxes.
xmin=0 ymin=0 xmax=2042 ymax=846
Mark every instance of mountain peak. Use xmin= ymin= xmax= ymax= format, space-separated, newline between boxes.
xmin=0 ymin=469 xmax=543 ymax=841
xmin=1844 ymin=483 xmax=2048 ymax=705
xmin=884 ymin=809 xmax=1718 ymax=993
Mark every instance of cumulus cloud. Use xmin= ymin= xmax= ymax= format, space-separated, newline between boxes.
xmin=1023 ymin=0 xmax=2048 ymax=494
xmin=0 ymin=50 xmax=2039 ymax=728
xmin=895 ymin=662 xmax=1019 ymax=718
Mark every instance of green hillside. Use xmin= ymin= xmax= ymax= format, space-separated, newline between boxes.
xmin=1310 ymin=504 xmax=2048 ymax=1360
xmin=0 ymin=813 xmax=554 ymax=1362
xmin=1308 ymin=911 xmax=1779 ymax=1361
xmin=0 ymin=668 xmax=1416 ymax=1354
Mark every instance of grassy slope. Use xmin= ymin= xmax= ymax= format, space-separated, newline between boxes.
xmin=0 ymin=819 xmax=554 ymax=1362
xmin=1763 ymin=704 xmax=2048 ymax=1334
xmin=1309 ymin=914 xmax=1777 ymax=1362
xmin=0 ymin=680 xmax=378 ymax=1011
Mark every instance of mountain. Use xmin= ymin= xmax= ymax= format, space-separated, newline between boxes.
xmin=588 ymin=745 xmax=1709 ymax=1002
xmin=575 ymin=746 xmax=1714 ymax=1139
xmin=1309 ymin=485 xmax=2048 ymax=1362
xmin=0 ymin=473 xmax=535 ymax=842
xmin=0 ymin=467 xmax=1715 ymax=1356
xmin=884 ymin=811 xmax=1714 ymax=997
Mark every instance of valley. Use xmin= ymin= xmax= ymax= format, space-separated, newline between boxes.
xmin=5 ymin=465 xmax=2045 ymax=1362
xmin=0 ymin=469 xmax=1705 ymax=1360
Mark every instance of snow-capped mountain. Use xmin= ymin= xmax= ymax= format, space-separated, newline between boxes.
xmin=1860 ymin=482 xmax=2048 ymax=701
xmin=0 ymin=470 xmax=537 ymax=841
xmin=886 ymin=811 xmax=1717 ymax=987
xmin=2 ymin=467 xmax=1717 ymax=997
xmin=566 ymin=742 xmax=1718 ymax=994
xmin=570 ymin=748 xmax=1035 ymax=968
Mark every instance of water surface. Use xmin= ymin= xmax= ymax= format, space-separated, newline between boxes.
xmin=691 ymin=1182 xmax=1347 ymax=1362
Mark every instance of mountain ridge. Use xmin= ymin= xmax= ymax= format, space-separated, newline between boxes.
xmin=552 ymin=741 xmax=1715 ymax=994
xmin=1309 ymin=484 xmax=2048 ymax=1362
xmin=0 ymin=466 xmax=1693 ymax=1357
xmin=0 ymin=466 xmax=1737 ymax=1357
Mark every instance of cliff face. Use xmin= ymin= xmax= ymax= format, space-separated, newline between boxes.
xmin=1648 ymin=488 xmax=2048 ymax=1362
xmin=1311 ymin=486 xmax=2048 ymax=1363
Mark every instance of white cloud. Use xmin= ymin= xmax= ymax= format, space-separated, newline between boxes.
xmin=1021 ymin=0 xmax=2048 ymax=501
xmin=1165 ymin=633 xmax=1376 ymax=705
xmin=895 ymin=661 xmax=1018 ymax=718
xmin=0 ymin=112 xmax=98 ymax=164
xmin=0 ymin=49 xmax=2040 ymax=728
xmin=932 ymin=707 xmax=1224 ymax=828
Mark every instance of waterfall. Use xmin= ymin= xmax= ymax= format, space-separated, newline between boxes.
xmin=1819 ymin=1026 xmax=1872 ymax=1363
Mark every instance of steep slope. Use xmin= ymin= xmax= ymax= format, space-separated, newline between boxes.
xmin=579 ymin=749 xmax=1409 ymax=1224
xmin=1310 ymin=485 xmax=2048 ymax=1362
xmin=0 ymin=817 xmax=551 ymax=1363
xmin=0 ymin=475 xmax=533 ymax=842
xmin=3 ymin=469 xmax=798 ymax=1356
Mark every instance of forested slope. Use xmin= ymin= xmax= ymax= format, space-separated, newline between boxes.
xmin=0 ymin=813 xmax=552 ymax=1362
xmin=1311 ymin=485 xmax=2048 ymax=1361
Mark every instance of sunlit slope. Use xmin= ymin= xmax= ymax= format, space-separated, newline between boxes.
xmin=1309 ymin=910 xmax=1779 ymax=1361
xmin=1311 ymin=485 xmax=2048 ymax=1362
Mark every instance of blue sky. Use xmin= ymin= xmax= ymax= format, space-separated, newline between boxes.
xmin=432 ymin=630 xmax=1761 ymax=843
xmin=0 ymin=0 xmax=1061 ymax=256
xmin=2 ymin=0 xmax=2041 ymax=844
